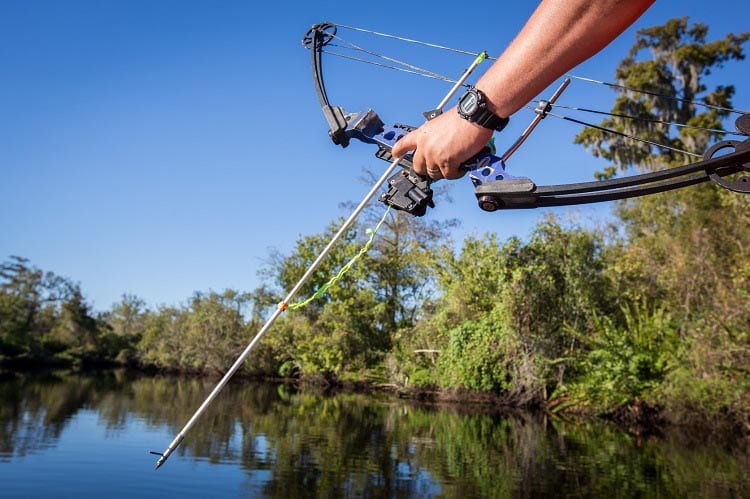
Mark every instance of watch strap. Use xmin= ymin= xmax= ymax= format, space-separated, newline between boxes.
xmin=472 ymin=109 xmax=509 ymax=132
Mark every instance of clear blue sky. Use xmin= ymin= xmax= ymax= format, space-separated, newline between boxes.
xmin=2 ymin=1 xmax=748 ymax=310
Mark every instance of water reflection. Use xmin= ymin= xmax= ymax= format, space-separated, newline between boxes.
xmin=0 ymin=370 xmax=748 ymax=497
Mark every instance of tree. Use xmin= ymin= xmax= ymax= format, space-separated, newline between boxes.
xmin=107 ymin=294 xmax=147 ymax=338
xmin=0 ymin=256 xmax=75 ymax=356
xmin=572 ymin=18 xmax=750 ymax=418
xmin=575 ymin=17 xmax=748 ymax=174
xmin=366 ymin=207 xmax=456 ymax=333
xmin=260 ymin=217 xmax=386 ymax=375
xmin=47 ymin=285 xmax=99 ymax=352
xmin=135 ymin=290 xmax=253 ymax=374
xmin=572 ymin=18 xmax=750 ymax=316
xmin=352 ymin=169 xmax=458 ymax=343
xmin=96 ymin=294 xmax=149 ymax=363
xmin=179 ymin=290 xmax=252 ymax=374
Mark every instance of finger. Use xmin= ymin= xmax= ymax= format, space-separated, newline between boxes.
xmin=391 ymin=131 xmax=417 ymax=158
xmin=426 ymin=167 xmax=444 ymax=180
xmin=411 ymin=148 xmax=428 ymax=175
xmin=443 ymin=164 xmax=468 ymax=180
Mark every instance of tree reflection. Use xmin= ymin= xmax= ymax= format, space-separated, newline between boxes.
xmin=1 ymin=371 xmax=748 ymax=497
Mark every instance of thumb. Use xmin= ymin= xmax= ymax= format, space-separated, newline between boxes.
xmin=391 ymin=131 xmax=417 ymax=158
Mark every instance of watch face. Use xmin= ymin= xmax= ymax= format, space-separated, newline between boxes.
xmin=459 ymin=91 xmax=479 ymax=115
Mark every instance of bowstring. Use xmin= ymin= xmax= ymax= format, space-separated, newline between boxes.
xmin=321 ymin=48 xmax=460 ymax=83
xmin=325 ymin=31 xmax=449 ymax=82
xmin=334 ymin=24 xmax=748 ymax=116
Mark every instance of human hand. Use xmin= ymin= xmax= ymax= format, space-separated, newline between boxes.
xmin=391 ymin=107 xmax=494 ymax=180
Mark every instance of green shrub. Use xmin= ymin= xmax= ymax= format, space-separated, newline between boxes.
xmin=562 ymin=302 xmax=679 ymax=410
xmin=437 ymin=317 xmax=517 ymax=393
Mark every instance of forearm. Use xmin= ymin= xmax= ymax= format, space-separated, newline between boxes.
xmin=478 ymin=0 xmax=655 ymax=117
xmin=390 ymin=0 xmax=654 ymax=179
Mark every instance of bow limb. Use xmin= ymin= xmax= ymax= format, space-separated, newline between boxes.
xmin=475 ymin=137 xmax=750 ymax=210
xmin=304 ymin=22 xmax=350 ymax=147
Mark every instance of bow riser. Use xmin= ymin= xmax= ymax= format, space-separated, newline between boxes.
xmin=344 ymin=109 xmax=520 ymax=180
xmin=342 ymin=108 xmax=536 ymax=215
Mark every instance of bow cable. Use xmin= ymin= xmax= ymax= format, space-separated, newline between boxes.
xmin=331 ymin=23 xmax=749 ymax=116
xmin=528 ymin=107 xmax=703 ymax=158
xmin=543 ymin=101 xmax=746 ymax=137
xmin=320 ymin=22 xmax=749 ymax=131
xmin=564 ymin=74 xmax=748 ymax=116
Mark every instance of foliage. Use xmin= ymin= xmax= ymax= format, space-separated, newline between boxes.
xmin=257 ymin=192 xmax=453 ymax=378
xmin=561 ymin=302 xmax=679 ymax=410
xmin=438 ymin=317 xmax=514 ymax=392
xmin=557 ymin=18 xmax=749 ymax=424
xmin=575 ymin=17 xmax=748 ymax=173
xmin=436 ymin=314 xmax=543 ymax=404
xmin=399 ymin=217 xmax=605 ymax=403
xmin=136 ymin=290 xmax=254 ymax=374
xmin=573 ymin=18 xmax=750 ymax=330
xmin=660 ymin=319 xmax=750 ymax=424
xmin=503 ymin=217 xmax=610 ymax=363
xmin=101 ymin=294 xmax=148 ymax=363
xmin=0 ymin=256 xmax=109 ymax=364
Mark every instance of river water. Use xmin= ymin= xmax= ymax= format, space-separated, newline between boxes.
xmin=0 ymin=369 xmax=748 ymax=498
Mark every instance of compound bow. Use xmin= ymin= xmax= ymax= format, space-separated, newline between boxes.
xmin=149 ymin=22 xmax=750 ymax=470
xmin=303 ymin=22 xmax=750 ymax=216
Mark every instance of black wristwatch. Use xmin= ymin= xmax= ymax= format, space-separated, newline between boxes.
xmin=457 ymin=86 xmax=509 ymax=132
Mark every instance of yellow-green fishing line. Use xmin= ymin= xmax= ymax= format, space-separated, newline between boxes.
xmin=288 ymin=206 xmax=391 ymax=310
